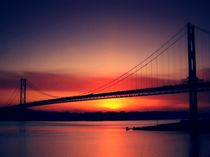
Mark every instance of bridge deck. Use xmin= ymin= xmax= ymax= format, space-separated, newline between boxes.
xmin=24 ymin=81 xmax=210 ymax=107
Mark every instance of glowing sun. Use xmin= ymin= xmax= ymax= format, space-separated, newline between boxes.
xmin=100 ymin=99 xmax=125 ymax=110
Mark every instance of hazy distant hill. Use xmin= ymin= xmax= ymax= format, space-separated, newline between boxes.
xmin=0 ymin=106 xmax=209 ymax=121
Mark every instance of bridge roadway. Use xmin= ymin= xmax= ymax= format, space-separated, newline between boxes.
xmin=25 ymin=81 xmax=210 ymax=107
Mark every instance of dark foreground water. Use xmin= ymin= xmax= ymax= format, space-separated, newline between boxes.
xmin=0 ymin=120 xmax=209 ymax=157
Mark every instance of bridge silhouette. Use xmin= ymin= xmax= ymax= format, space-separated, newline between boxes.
xmin=5 ymin=23 xmax=210 ymax=125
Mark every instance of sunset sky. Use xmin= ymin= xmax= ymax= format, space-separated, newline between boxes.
xmin=1 ymin=0 xmax=210 ymax=112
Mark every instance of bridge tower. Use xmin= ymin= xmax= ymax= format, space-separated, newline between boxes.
xmin=187 ymin=23 xmax=198 ymax=128
xmin=20 ymin=78 xmax=27 ymax=106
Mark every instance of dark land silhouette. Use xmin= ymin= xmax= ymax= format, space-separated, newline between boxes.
xmin=1 ymin=105 xmax=210 ymax=133
xmin=131 ymin=119 xmax=210 ymax=132
xmin=0 ymin=105 xmax=209 ymax=122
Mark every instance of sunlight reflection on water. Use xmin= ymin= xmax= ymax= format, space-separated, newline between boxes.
xmin=0 ymin=120 xmax=209 ymax=157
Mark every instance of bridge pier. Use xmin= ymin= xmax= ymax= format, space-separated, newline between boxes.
xmin=20 ymin=78 xmax=26 ymax=105
xmin=187 ymin=23 xmax=198 ymax=129
xmin=20 ymin=78 xmax=27 ymax=120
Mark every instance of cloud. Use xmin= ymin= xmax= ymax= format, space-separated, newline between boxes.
xmin=1 ymin=70 xmax=210 ymax=111
xmin=0 ymin=71 xmax=20 ymax=89
xmin=0 ymin=71 xmax=118 ymax=93
xmin=1 ymin=70 xmax=210 ymax=105
xmin=0 ymin=69 xmax=194 ymax=93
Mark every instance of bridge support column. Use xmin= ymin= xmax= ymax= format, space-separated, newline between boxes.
xmin=20 ymin=78 xmax=27 ymax=120
xmin=20 ymin=78 xmax=27 ymax=105
xmin=187 ymin=23 xmax=198 ymax=129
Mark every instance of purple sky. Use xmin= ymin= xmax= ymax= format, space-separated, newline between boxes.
xmin=1 ymin=0 xmax=210 ymax=111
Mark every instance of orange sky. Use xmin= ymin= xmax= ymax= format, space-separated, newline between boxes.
xmin=1 ymin=0 xmax=210 ymax=112
xmin=0 ymin=70 xmax=205 ymax=112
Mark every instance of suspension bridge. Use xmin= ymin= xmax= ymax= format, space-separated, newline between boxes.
xmin=4 ymin=23 xmax=210 ymax=125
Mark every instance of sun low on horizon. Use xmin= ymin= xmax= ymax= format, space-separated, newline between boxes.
xmin=1 ymin=1 xmax=210 ymax=157
xmin=100 ymin=99 xmax=126 ymax=111
xmin=1 ymin=0 xmax=210 ymax=113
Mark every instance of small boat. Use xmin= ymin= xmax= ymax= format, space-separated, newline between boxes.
xmin=125 ymin=127 xmax=130 ymax=131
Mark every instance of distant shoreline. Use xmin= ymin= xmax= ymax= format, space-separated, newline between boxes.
xmin=0 ymin=107 xmax=209 ymax=121
xmin=130 ymin=119 xmax=210 ymax=132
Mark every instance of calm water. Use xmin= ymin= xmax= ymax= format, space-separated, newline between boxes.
xmin=0 ymin=120 xmax=209 ymax=157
